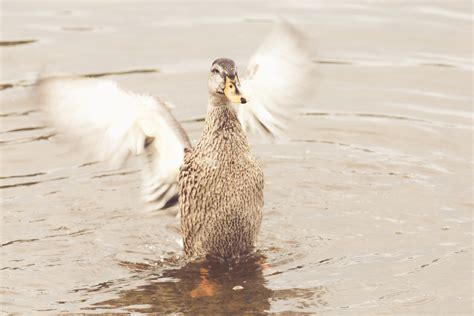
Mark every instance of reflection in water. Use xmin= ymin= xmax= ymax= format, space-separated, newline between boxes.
xmin=87 ymin=254 xmax=327 ymax=313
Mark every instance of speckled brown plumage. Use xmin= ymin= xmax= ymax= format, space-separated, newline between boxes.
xmin=178 ymin=102 xmax=264 ymax=260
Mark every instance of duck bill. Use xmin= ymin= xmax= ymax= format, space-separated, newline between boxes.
xmin=224 ymin=76 xmax=247 ymax=104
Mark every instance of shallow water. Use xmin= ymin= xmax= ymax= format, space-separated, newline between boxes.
xmin=1 ymin=1 xmax=473 ymax=314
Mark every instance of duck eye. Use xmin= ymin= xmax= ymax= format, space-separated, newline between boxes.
xmin=212 ymin=69 xmax=220 ymax=74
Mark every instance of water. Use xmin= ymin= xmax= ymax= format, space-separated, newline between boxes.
xmin=1 ymin=1 xmax=472 ymax=314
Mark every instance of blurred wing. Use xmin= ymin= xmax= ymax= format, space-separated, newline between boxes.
xmin=239 ymin=21 xmax=316 ymax=139
xmin=36 ymin=77 xmax=190 ymax=209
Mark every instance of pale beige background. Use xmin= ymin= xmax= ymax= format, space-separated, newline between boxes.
xmin=1 ymin=1 xmax=472 ymax=314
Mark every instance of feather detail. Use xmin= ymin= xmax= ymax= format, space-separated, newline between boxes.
xmin=238 ymin=21 xmax=316 ymax=139
xmin=36 ymin=77 xmax=190 ymax=209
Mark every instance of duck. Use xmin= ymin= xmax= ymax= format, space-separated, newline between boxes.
xmin=36 ymin=21 xmax=315 ymax=260
xmin=179 ymin=58 xmax=264 ymax=259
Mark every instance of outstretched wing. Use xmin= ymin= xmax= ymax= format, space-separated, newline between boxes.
xmin=36 ymin=77 xmax=190 ymax=209
xmin=238 ymin=21 xmax=316 ymax=139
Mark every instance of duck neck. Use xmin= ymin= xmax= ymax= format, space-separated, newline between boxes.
xmin=196 ymin=97 xmax=249 ymax=155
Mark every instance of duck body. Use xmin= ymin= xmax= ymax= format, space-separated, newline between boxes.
xmin=179 ymin=104 xmax=264 ymax=260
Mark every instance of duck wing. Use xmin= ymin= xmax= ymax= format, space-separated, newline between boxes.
xmin=36 ymin=77 xmax=190 ymax=209
xmin=238 ymin=21 xmax=316 ymax=139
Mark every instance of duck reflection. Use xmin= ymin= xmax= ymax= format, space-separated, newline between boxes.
xmin=90 ymin=254 xmax=327 ymax=313
xmin=94 ymin=254 xmax=271 ymax=313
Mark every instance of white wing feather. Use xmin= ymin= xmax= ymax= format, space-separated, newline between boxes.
xmin=36 ymin=77 xmax=190 ymax=209
xmin=239 ymin=21 xmax=316 ymax=139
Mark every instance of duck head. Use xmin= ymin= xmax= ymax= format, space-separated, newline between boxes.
xmin=208 ymin=58 xmax=247 ymax=105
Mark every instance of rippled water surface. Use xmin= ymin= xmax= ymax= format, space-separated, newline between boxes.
xmin=1 ymin=1 xmax=473 ymax=314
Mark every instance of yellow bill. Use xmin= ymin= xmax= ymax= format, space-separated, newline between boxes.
xmin=224 ymin=76 xmax=247 ymax=104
